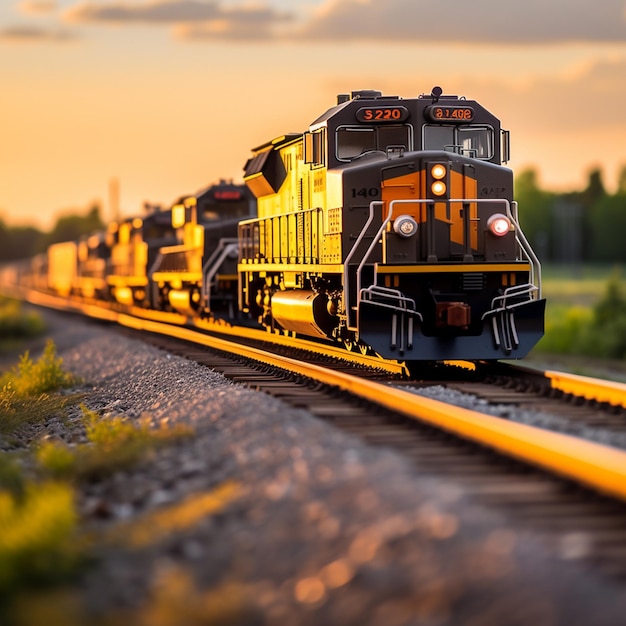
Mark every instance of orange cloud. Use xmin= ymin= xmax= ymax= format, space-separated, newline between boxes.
xmin=0 ymin=25 xmax=76 ymax=41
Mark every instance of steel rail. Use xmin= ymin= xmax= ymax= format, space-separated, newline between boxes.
xmin=502 ymin=361 xmax=626 ymax=409
xmin=117 ymin=313 xmax=626 ymax=503
xmin=545 ymin=369 xmax=626 ymax=409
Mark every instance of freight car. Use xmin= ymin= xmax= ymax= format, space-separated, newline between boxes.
xmin=47 ymin=232 xmax=111 ymax=300
xmin=238 ymin=87 xmax=545 ymax=368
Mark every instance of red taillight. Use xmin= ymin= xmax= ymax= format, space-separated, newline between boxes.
xmin=487 ymin=213 xmax=511 ymax=237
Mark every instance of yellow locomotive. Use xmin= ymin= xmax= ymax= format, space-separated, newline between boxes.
xmin=238 ymin=87 xmax=545 ymax=366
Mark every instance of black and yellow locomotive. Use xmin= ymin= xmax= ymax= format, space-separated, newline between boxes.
xmin=150 ymin=180 xmax=255 ymax=317
xmin=238 ymin=87 xmax=545 ymax=365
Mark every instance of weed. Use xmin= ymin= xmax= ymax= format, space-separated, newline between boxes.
xmin=0 ymin=341 xmax=80 ymax=437
xmin=0 ymin=297 xmax=45 ymax=343
xmin=38 ymin=407 xmax=194 ymax=481
xmin=0 ymin=392 xmax=76 ymax=437
xmin=1 ymin=339 xmax=78 ymax=397
xmin=0 ymin=480 xmax=82 ymax=599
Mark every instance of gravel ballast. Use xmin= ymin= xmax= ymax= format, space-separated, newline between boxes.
xmin=4 ymin=310 xmax=626 ymax=625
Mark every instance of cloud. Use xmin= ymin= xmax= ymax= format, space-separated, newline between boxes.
xmin=175 ymin=6 xmax=293 ymax=40
xmin=63 ymin=0 xmax=294 ymax=40
xmin=18 ymin=0 xmax=58 ymax=14
xmin=0 ymin=25 xmax=76 ymax=41
xmin=64 ymin=0 xmax=219 ymax=23
xmin=56 ymin=0 xmax=626 ymax=44
xmin=301 ymin=0 xmax=626 ymax=44
xmin=65 ymin=0 xmax=267 ymax=24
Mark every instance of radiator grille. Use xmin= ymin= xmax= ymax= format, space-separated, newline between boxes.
xmin=462 ymin=272 xmax=485 ymax=291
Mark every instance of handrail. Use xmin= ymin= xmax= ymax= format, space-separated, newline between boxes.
xmin=202 ymin=239 xmax=239 ymax=310
xmin=344 ymin=197 xmax=541 ymax=330
xmin=343 ymin=201 xmax=380 ymax=330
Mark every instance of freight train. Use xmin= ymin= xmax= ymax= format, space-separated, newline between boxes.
xmin=4 ymin=87 xmax=545 ymax=371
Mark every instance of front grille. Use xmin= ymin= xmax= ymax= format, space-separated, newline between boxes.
xmin=462 ymin=272 xmax=485 ymax=291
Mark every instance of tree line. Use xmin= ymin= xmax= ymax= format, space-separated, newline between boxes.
xmin=517 ymin=165 xmax=626 ymax=264
xmin=0 ymin=205 xmax=105 ymax=262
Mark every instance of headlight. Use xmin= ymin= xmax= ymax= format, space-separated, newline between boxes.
xmin=393 ymin=215 xmax=418 ymax=238
xmin=430 ymin=164 xmax=446 ymax=179
xmin=431 ymin=180 xmax=447 ymax=196
xmin=429 ymin=164 xmax=447 ymax=196
xmin=487 ymin=213 xmax=511 ymax=236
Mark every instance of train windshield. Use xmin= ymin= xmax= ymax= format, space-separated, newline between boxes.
xmin=423 ymin=125 xmax=494 ymax=160
xmin=200 ymin=199 xmax=253 ymax=221
xmin=336 ymin=125 xmax=412 ymax=161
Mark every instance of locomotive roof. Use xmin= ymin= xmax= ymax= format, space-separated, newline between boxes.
xmin=250 ymin=133 xmax=302 ymax=154
xmin=308 ymin=88 xmax=497 ymax=130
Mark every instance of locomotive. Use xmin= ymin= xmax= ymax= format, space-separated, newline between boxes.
xmin=149 ymin=180 xmax=255 ymax=317
xmin=238 ymin=87 xmax=545 ymax=366
xmin=4 ymin=87 xmax=545 ymax=370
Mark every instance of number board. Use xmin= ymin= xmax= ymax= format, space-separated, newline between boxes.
xmin=356 ymin=106 xmax=409 ymax=123
xmin=425 ymin=105 xmax=475 ymax=123
xmin=213 ymin=190 xmax=242 ymax=201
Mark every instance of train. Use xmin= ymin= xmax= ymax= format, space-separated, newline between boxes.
xmin=4 ymin=87 xmax=545 ymax=372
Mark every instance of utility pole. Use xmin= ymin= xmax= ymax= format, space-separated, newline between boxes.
xmin=109 ymin=177 xmax=120 ymax=222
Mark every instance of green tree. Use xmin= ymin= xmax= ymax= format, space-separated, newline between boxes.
xmin=617 ymin=164 xmax=626 ymax=194
xmin=0 ymin=216 xmax=44 ymax=261
xmin=42 ymin=204 xmax=105 ymax=248
xmin=515 ymin=168 xmax=555 ymax=261
xmin=589 ymin=191 xmax=626 ymax=262
xmin=580 ymin=167 xmax=606 ymax=208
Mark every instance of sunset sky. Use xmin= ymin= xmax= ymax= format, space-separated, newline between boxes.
xmin=1 ymin=0 xmax=625 ymax=229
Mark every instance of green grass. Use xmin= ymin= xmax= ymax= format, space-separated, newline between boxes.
xmin=0 ymin=479 xmax=82 ymax=598
xmin=38 ymin=407 xmax=194 ymax=481
xmin=541 ymin=264 xmax=620 ymax=308
xmin=0 ymin=297 xmax=45 ymax=347
xmin=1 ymin=340 xmax=78 ymax=397
xmin=0 ymin=342 xmax=195 ymax=622
xmin=0 ymin=340 xmax=80 ymax=437
xmin=534 ymin=264 xmax=626 ymax=361
xmin=0 ymin=342 xmax=85 ymax=606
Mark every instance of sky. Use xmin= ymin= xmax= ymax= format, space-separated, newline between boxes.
xmin=1 ymin=0 xmax=625 ymax=230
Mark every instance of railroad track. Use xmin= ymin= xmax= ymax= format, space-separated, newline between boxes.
xmin=113 ymin=318 xmax=626 ymax=582
xmin=12 ymin=289 xmax=626 ymax=580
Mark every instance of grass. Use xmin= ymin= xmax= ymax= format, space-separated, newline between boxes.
xmin=37 ymin=407 xmax=194 ymax=481
xmin=540 ymin=264 xmax=619 ymax=309
xmin=1 ymin=339 xmax=78 ymax=397
xmin=0 ymin=342 xmax=84 ymax=605
xmin=0 ymin=341 xmax=195 ymax=622
xmin=0 ymin=340 xmax=80 ymax=437
xmin=0 ymin=479 xmax=82 ymax=597
xmin=528 ymin=264 xmax=626 ymax=378
xmin=0 ymin=297 xmax=45 ymax=348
